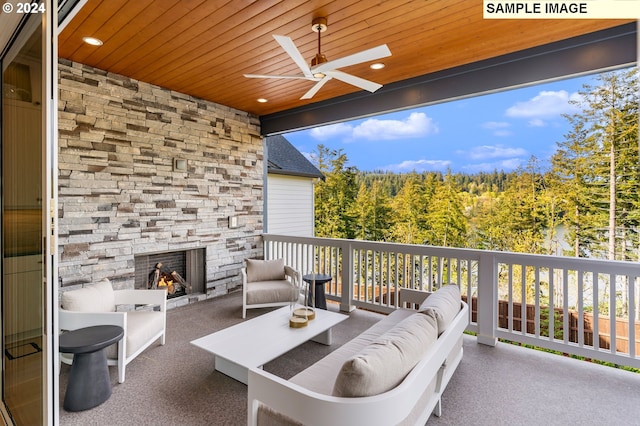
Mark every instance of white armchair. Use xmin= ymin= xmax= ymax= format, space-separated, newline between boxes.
xmin=59 ymin=279 xmax=167 ymax=383
xmin=241 ymin=258 xmax=301 ymax=318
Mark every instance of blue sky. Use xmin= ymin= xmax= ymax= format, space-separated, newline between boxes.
xmin=285 ymin=74 xmax=595 ymax=174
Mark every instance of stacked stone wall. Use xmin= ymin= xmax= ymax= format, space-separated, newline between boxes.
xmin=57 ymin=59 xmax=263 ymax=298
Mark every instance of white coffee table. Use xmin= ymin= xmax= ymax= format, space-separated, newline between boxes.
xmin=191 ymin=306 xmax=348 ymax=384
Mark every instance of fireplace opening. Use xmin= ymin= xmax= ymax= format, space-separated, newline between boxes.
xmin=148 ymin=262 xmax=190 ymax=298
xmin=135 ymin=249 xmax=205 ymax=298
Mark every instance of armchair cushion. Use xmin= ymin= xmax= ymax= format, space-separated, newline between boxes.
xmin=105 ymin=311 xmax=165 ymax=359
xmin=61 ymin=279 xmax=115 ymax=313
xmin=245 ymin=280 xmax=296 ymax=305
xmin=245 ymin=258 xmax=285 ymax=283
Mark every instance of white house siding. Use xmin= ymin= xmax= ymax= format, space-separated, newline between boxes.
xmin=267 ymin=174 xmax=314 ymax=237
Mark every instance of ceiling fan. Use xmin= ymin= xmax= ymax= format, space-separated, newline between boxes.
xmin=244 ymin=17 xmax=391 ymax=100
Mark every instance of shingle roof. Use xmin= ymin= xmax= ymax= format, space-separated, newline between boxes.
xmin=265 ymin=135 xmax=324 ymax=179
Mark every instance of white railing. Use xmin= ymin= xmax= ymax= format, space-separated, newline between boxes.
xmin=263 ymin=234 xmax=640 ymax=370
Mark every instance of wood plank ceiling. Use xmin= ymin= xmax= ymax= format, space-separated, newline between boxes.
xmin=58 ymin=0 xmax=633 ymax=117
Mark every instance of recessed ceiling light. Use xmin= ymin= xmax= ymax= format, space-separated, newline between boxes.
xmin=82 ymin=36 xmax=103 ymax=46
xmin=257 ymin=98 xmax=268 ymax=103
xmin=370 ymin=63 xmax=385 ymax=70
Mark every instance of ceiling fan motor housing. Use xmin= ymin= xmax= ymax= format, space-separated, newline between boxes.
xmin=312 ymin=53 xmax=327 ymax=66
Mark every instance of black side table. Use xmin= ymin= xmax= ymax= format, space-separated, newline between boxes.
xmin=302 ymin=273 xmax=332 ymax=310
xmin=59 ymin=325 xmax=124 ymax=412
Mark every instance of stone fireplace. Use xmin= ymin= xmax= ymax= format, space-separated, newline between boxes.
xmin=57 ymin=59 xmax=263 ymax=305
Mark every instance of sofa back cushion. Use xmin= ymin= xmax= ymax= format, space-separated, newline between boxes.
xmin=245 ymin=258 xmax=285 ymax=283
xmin=419 ymin=284 xmax=461 ymax=334
xmin=61 ymin=279 xmax=115 ymax=312
xmin=332 ymin=312 xmax=437 ymax=397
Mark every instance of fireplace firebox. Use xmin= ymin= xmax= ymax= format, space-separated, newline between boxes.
xmin=134 ymin=249 xmax=205 ymax=298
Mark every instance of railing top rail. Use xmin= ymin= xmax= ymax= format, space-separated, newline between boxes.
xmin=264 ymin=234 xmax=640 ymax=275
xmin=263 ymin=234 xmax=484 ymax=258
xmin=262 ymin=234 xmax=346 ymax=246
xmin=493 ymin=251 xmax=640 ymax=274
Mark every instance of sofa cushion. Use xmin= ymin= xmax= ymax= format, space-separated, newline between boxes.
xmin=246 ymin=258 xmax=286 ymax=283
xmin=290 ymin=308 xmax=416 ymax=395
xmin=419 ymin=284 xmax=461 ymax=333
xmin=61 ymin=279 xmax=115 ymax=313
xmin=332 ymin=312 xmax=438 ymax=397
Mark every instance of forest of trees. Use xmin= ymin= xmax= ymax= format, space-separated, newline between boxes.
xmin=312 ymin=69 xmax=639 ymax=262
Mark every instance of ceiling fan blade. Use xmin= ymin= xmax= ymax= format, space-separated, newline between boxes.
xmin=300 ymin=76 xmax=332 ymax=99
xmin=244 ymin=74 xmax=314 ymax=80
xmin=273 ymin=35 xmax=314 ymax=78
xmin=325 ymin=70 xmax=382 ymax=93
xmin=313 ymin=44 xmax=391 ymax=73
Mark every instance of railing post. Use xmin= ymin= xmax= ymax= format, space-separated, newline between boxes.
xmin=340 ymin=240 xmax=355 ymax=312
xmin=262 ymin=235 xmax=268 ymax=259
xmin=477 ymin=252 xmax=498 ymax=346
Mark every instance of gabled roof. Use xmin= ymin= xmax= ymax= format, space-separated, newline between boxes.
xmin=266 ymin=135 xmax=323 ymax=179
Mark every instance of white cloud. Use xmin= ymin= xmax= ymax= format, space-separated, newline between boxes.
xmin=308 ymin=112 xmax=438 ymax=142
xmin=309 ymin=122 xmax=352 ymax=140
xmin=528 ymin=118 xmax=546 ymax=127
xmin=352 ymin=112 xmax=438 ymax=141
xmin=467 ymin=145 xmax=528 ymax=160
xmin=482 ymin=121 xmax=512 ymax=137
xmin=382 ymin=159 xmax=451 ymax=173
xmin=462 ymin=158 xmax=523 ymax=173
xmin=505 ymin=90 xmax=581 ymax=118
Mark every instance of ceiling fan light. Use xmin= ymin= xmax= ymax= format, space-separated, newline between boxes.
xmin=313 ymin=72 xmax=326 ymax=79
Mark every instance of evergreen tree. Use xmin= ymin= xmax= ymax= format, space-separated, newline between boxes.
xmin=349 ymin=180 xmax=391 ymax=241
xmin=551 ymin=69 xmax=639 ymax=260
xmin=312 ymin=145 xmax=358 ymax=239
xmin=424 ymin=172 xmax=467 ymax=247
xmin=387 ymin=175 xmax=428 ymax=244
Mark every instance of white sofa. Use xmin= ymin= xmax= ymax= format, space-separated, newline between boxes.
xmin=59 ymin=279 xmax=167 ymax=384
xmin=247 ymin=285 xmax=469 ymax=426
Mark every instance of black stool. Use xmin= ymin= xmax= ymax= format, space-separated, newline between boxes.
xmin=302 ymin=273 xmax=332 ymax=310
xmin=59 ymin=325 xmax=124 ymax=411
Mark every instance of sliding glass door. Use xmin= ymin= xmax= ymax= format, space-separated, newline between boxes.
xmin=1 ymin=2 xmax=55 ymax=423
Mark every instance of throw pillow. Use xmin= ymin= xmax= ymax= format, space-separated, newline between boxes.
xmin=245 ymin=258 xmax=286 ymax=282
xmin=332 ymin=312 xmax=437 ymax=397
xmin=61 ymin=278 xmax=116 ymax=312
xmin=419 ymin=284 xmax=461 ymax=334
